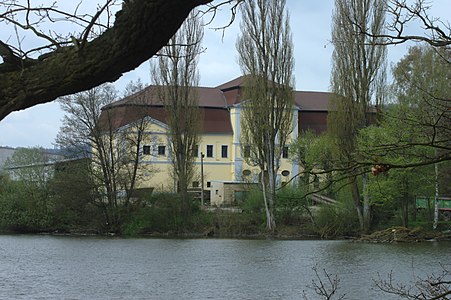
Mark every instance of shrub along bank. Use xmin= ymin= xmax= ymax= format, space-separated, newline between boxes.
xmin=1 ymin=177 xmax=449 ymax=239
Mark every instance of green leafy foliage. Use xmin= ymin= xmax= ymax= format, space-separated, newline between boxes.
xmin=240 ymin=188 xmax=266 ymax=227
xmin=275 ymin=186 xmax=311 ymax=225
xmin=355 ymin=45 xmax=450 ymax=228
xmin=0 ymin=176 xmax=52 ymax=232
xmin=313 ymin=190 xmax=360 ymax=238
xmin=49 ymin=160 xmax=103 ymax=232
xmin=290 ymin=131 xmax=336 ymax=197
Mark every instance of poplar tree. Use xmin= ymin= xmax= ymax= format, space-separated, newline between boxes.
xmin=151 ymin=11 xmax=203 ymax=218
xmin=236 ymin=0 xmax=294 ymax=231
xmin=329 ymin=0 xmax=387 ymax=232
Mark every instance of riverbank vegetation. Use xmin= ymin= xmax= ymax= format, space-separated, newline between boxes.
xmin=1 ymin=1 xmax=449 ymax=239
xmin=1 ymin=166 xmax=449 ymax=239
xmin=1 ymin=142 xmax=450 ymax=238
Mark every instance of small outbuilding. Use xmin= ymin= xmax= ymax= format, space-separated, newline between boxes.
xmin=210 ymin=181 xmax=258 ymax=207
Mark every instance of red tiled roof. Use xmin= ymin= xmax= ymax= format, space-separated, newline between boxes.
xmin=201 ymin=108 xmax=233 ymax=134
xmin=295 ymin=91 xmax=331 ymax=111
xmin=222 ymin=88 xmax=242 ymax=106
xmin=105 ymin=86 xmax=227 ymax=109
xmin=217 ymin=76 xmax=332 ymax=111
xmin=298 ymin=111 xmax=328 ymax=134
xmin=100 ymin=76 xmax=335 ymax=135
xmin=216 ymin=75 xmax=249 ymax=90
xmin=98 ymin=105 xmax=165 ymax=131
xmin=100 ymin=105 xmax=232 ymax=134
xmin=106 ymin=76 xmax=333 ymax=111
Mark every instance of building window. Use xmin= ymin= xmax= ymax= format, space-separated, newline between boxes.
xmin=206 ymin=182 xmax=211 ymax=188
xmin=243 ymin=145 xmax=250 ymax=158
xmin=206 ymin=145 xmax=213 ymax=158
xmin=192 ymin=181 xmax=199 ymax=188
xmin=158 ymin=145 xmax=166 ymax=156
xmin=192 ymin=145 xmax=199 ymax=157
xmin=221 ymin=145 xmax=228 ymax=158
xmin=313 ymin=176 xmax=320 ymax=189
xmin=143 ymin=145 xmax=151 ymax=155
xmin=281 ymin=170 xmax=290 ymax=177
xmin=282 ymin=146 xmax=289 ymax=159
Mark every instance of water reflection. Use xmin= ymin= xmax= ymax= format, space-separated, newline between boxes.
xmin=0 ymin=236 xmax=449 ymax=299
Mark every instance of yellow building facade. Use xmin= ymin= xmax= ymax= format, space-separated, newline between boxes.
xmin=100 ymin=76 xmax=333 ymax=204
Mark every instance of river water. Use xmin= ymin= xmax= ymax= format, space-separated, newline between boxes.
xmin=0 ymin=235 xmax=449 ymax=299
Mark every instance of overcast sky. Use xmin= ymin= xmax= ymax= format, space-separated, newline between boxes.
xmin=0 ymin=0 xmax=447 ymax=148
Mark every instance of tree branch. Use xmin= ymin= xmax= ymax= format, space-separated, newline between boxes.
xmin=0 ymin=40 xmax=21 ymax=66
xmin=350 ymin=0 xmax=450 ymax=47
xmin=0 ymin=0 xmax=214 ymax=121
xmin=79 ymin=0 xmax=116 ymax=50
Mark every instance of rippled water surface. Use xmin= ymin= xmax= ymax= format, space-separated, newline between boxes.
xmin=0 ymin=235 xmax=449 ymax=299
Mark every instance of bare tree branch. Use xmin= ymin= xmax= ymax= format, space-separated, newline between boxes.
xmin=201 ymin=0 xmax=244 ymax=29
xmin=350 ymin=0 xmax=450 ymax=46
xmin=80 ymin=0 xmax=116 ymax=50
xmin=375 ymin=265 xmax=451 ymax=300
xmin=303 ymin=265 xmax=346 ymax=300
xmin=0 ymin=0 xmax=219 ymax=121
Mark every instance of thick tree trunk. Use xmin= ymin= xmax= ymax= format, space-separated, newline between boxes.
xmin=261 ymin=171 xmax=275 ymax=231
xmin=0 ymin=0 xmax=211 ymax=120
xmin=262 ymin=143 xmax=278 ymax=232
xmin=267 ymin=175 xmax=276 ymax=231
xmin=178 ymin=170 xmax=192 ymax=222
